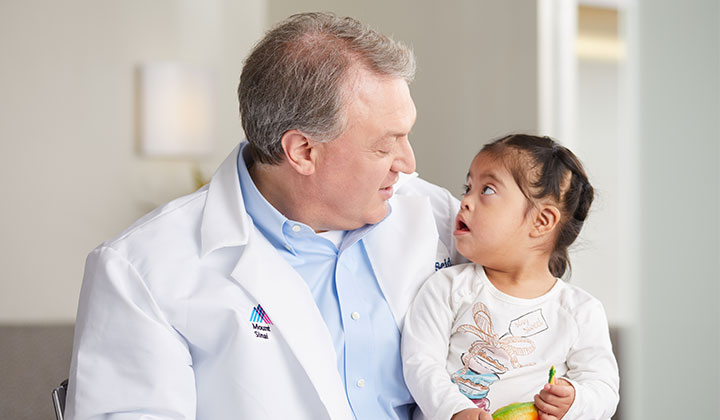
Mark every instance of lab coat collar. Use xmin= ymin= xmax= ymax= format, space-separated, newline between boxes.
xmin=200 ymin=144 xmax=420 ymax=258
xmin=365 ymin=194 xmax=439 ymax=329
xmin=202 ymin=145 xmax=354 ymax=419
xmin=200 ymin=145 xmax=250 ymax=257
xmin=396 ymin=170 xmax=419 ymax=190
xmin=199 ymin=144 xmax=438 ymax=418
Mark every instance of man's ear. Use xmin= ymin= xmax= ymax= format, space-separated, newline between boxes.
xmin=530 ymin=204 xmax=561 ymax=238
xmin=280 ymin=130 xmax=316 ymax=175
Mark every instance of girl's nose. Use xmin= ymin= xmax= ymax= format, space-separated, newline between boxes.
xmin=460 ymin=194 xmax=473 ymax=211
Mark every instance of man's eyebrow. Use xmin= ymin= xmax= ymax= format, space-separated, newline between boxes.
xmin=382 ymin=127 xmax=413 ymax=139
xmin=372 ymin=133 xmax=405 ymax=147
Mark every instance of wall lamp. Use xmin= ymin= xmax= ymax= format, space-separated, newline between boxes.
xmin=137 ymin=62 xmax=216 ymax=158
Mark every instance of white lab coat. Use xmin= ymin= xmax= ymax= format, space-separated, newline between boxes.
xmin=66 ymin=145 xmax=461 ymax=420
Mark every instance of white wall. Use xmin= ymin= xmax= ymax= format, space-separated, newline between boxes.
xmin=269 ymin=0 xmax=540 ymax=197
xmin=573 ymin=58 xmax=629 ymax=324
xmin=0 ymin=0 xmax=266 ymax=322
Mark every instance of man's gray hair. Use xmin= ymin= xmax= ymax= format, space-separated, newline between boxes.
xmin=238 ymin=12 xmax=416 ymax=165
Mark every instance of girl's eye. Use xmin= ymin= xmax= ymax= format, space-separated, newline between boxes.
xmin=481 ymin=186 xmax=496 ymax=195
xmin=462 ymin=184 xmax=470 ymax=195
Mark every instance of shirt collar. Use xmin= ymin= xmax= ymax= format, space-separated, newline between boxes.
xmin=237 ymin=143 xmax=294 ymax=252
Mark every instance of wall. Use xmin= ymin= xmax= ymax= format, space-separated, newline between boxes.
xmin=0 ymin=4 xmax=541 ymax=416
xmin=572 ymin=5 xmax=632 ymax=327
xmin=7 ymin=1 xmax=718 ymax=417
xmin=0 ymin=0 xmax=541 ymax=322
xmin=633 ymin=0 xmax=719 ymax=417
xmin=0 ymin=0 xmax=266 ymax=323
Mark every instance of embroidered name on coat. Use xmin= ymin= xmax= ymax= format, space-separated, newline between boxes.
xmin=435 ymin=257 xmax=452 ymax=271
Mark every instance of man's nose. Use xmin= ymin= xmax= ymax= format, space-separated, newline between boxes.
xmin=391 ymin=137 xmax=416 ymax=174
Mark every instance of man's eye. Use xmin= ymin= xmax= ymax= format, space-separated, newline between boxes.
xmin=481 ymin=186 xmax=496 ymax=195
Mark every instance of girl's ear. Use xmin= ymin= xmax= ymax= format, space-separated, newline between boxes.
xmin=530 ymin=204 xmax=561 ymax=238
xmin=280 ymin=129 xmax=316 ymax=175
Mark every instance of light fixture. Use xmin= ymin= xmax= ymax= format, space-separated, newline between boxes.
xmin=138 ymin=62 xmax=216 ymax=157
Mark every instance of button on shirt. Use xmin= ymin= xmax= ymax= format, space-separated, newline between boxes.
xmin=237 ymin=145 xmax=413 ymax=420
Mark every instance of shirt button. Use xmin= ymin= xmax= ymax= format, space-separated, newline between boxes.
xmin=351 ymin=312 xmax=360 ymax=320
xmin=292 ymin=225 xmax=301 ymax=233
xmin=356 ymin=378 xmax=366 ymax=388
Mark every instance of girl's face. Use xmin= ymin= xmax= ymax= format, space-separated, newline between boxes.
xmin=454 ymin=152 xmax=535 ymax=268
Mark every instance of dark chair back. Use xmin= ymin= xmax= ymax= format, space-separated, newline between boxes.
xmin=52 ymin=379 xmax=68 ymax=420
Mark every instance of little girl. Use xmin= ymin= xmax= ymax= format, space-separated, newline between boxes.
xmin=402 ymin=135 xmax=619 ymax=420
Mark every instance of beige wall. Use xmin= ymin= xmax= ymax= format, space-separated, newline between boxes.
xmin=1 ymin=0 xmax=540 ymax=323
xmin=0 ymin=0 xmax=266 ymax=322
xmin=3 ymin=1 xmax=719 ymax=417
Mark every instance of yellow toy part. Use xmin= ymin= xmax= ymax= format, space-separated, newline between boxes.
xmin=490 ymin=367 xmax=556 ymax=419
xmin=491 ymin=402 xmax=538 ymax=420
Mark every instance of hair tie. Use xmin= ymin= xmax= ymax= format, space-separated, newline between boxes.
xmin=551 ymin=145 xmax=562 ymax=158
xmin=572 ymin=180 xmax=592 ymax=222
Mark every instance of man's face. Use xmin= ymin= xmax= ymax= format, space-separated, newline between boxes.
xmin=310 ymin=69 xmax=417 ymax=231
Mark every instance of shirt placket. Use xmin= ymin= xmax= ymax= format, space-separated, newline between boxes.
xmin=336 ymin=244 xmax=375 ymax=418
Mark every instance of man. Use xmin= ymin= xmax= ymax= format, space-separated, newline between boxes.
xmin=67 ymin=12 xmax=462 ymax=420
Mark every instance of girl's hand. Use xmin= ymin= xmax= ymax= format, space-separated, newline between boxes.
xmin=533 ymin=378 xmax=575 ymax=419
xmin=451 ymin=408 xmax=493 ymax=420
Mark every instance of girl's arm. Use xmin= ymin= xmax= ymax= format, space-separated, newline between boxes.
xmin=401 ymin=268 xmax=478 ymax=420
xmin=558 ymin=299 xmax=620 ymax=420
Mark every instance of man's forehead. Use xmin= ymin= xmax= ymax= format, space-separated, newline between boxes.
xmin=344 ymin=69 xmax=415 ymax=128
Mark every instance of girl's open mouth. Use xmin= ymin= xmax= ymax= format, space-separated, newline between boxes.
xmin=455 ymin=217 xmax=470 ymax=233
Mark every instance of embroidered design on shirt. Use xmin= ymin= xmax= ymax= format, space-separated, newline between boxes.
xmin=450 ymin=302 xmax=539 ymax=411
xmin=249 ymin=304 xmax=272 ymax=339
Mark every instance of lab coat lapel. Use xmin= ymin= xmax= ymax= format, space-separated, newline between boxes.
xmin=365 ymin=195 xmax=441 ymax=329
xmin=200 ymin=145 xmax=250 ymax=256
xmin=230 ymin=229 xmax=354 ymax=420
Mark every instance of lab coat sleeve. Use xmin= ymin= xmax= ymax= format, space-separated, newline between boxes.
xmin=561 ymin=299 xmax=620 ymax=420
xmin=402 ymin=271 xmax=477 ymax=420
xmin=66 ymin=246 xmax=196 ymax=420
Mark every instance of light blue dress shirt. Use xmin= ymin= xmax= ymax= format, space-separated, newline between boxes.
xmin=237 ymin=144 xmax=413 ymax=420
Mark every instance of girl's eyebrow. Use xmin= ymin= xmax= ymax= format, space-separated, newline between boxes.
xmin=467 ymin=170 xmax=506 ymax=187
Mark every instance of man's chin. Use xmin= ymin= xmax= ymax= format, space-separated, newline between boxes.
xmin=334 ymin=204 xmax=389 ymax=231
xmin=365 ymin=203 xmax=390 ymax=226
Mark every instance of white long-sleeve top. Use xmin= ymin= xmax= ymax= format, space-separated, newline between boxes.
xmin=402 ymin=263 xmax=619 ymax=420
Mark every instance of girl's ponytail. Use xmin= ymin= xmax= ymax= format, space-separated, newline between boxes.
xmin=549 ymin=248 xmax=570 ymax=279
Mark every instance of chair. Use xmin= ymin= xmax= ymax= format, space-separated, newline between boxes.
xmin=52 ymin=379 xmax=68 ymax=420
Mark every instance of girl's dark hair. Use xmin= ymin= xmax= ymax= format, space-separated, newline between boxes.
xmin=480 ymin=134 xmax=594 ymax=278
